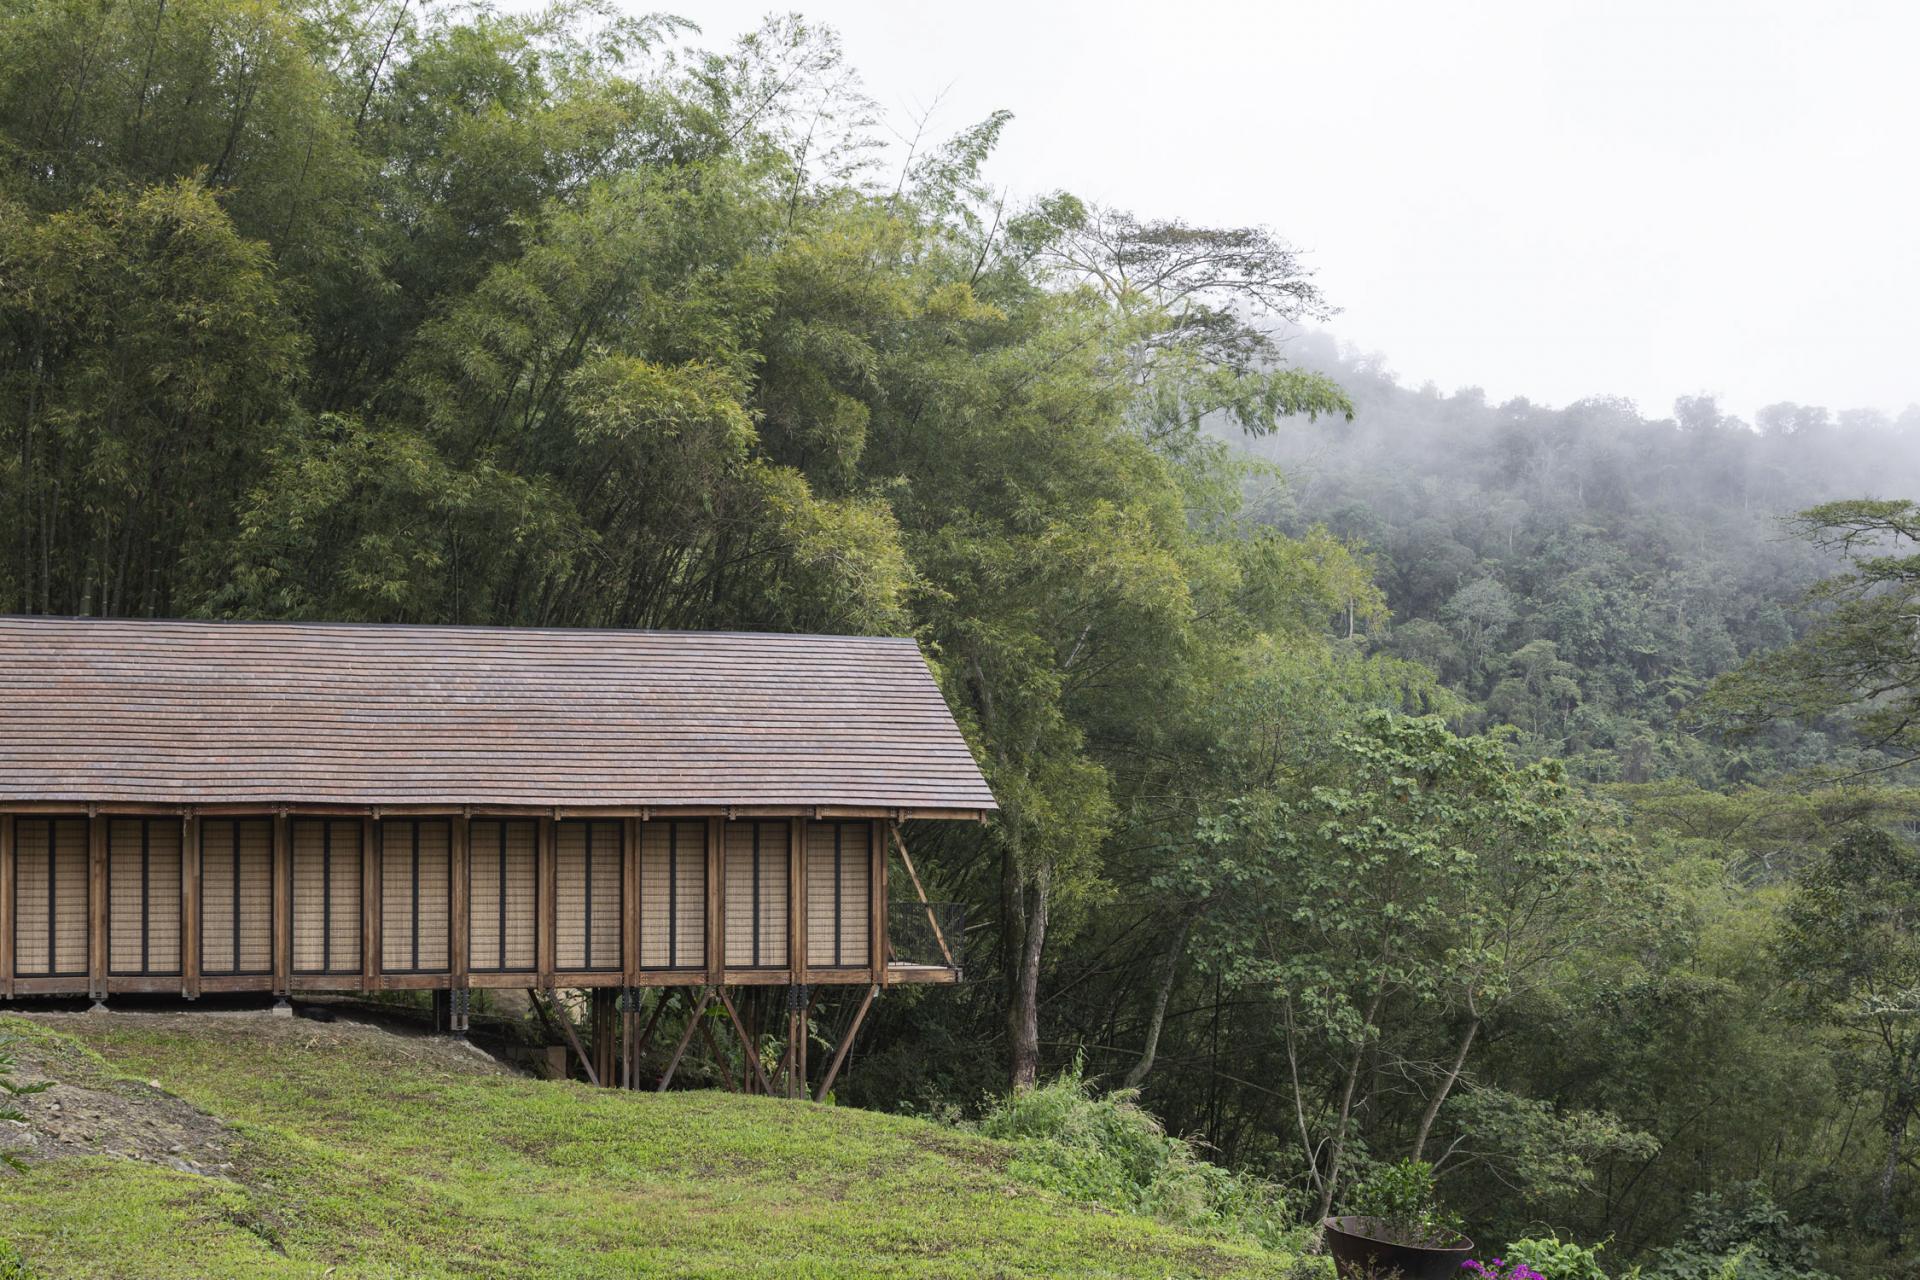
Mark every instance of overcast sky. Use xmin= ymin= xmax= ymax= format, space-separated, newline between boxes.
xmin=679 ymin=0 xmax=1920 ymax=422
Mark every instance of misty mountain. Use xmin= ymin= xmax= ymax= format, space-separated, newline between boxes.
xmin=1237 ymin=331 xmax=1920 ymax=783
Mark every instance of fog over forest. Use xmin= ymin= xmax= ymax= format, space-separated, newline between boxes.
xmin=1234 ymin=331 xmax=1920 ymax=785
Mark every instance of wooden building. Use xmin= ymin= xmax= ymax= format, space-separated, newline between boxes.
xmin=0 ymin=618 xmax=990 ymax=1090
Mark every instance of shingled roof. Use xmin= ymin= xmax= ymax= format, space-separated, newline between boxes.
xmin=0 ymin=617 xmax=995 ymax=814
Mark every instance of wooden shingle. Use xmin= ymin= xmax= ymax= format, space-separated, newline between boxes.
xmin=0 ymin=618 xmax=996 ymax=813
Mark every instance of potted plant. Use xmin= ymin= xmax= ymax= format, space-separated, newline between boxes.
xmin=1322 ymin=1160 xmax=1474 ymax=1280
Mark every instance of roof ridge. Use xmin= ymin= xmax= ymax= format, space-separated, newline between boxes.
xmin=0 ymin=615 xmax=921 ymax=645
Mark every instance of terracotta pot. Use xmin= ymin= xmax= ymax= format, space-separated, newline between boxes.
xmin=1321 ymin=1216 xmax=1474 ymax=1280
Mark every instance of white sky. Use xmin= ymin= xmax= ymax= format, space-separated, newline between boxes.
xmin=674 ymin=0 xmax=1920 ymax=422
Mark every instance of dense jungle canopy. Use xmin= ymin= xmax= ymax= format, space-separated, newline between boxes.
xmin=3 ymin=3 xmax=1918 ymax=1275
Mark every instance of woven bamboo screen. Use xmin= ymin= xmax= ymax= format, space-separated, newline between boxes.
xmin=723 ymin=820 xmax=789 ymax=968
xmin=555 ymin=820 xmax=621 ymax=971
xmin=201 ymin=818 xmax=272 ymax=975
xmin=13 ymin=817 xmax=88 ymax=977
xmin=291 ymin=818 xmax=362 ymax=974
xmin=380 ymin=819 xmax=451 ymax=973
xmin=805 ymin=821 xmax=870 ymax=969
xmin=108 ymin=818 xmax=183 ymax=976
xmin=639 ymin=820 xmax=705 ymax=969
xmin=468 ymin=819 xmax=536 ymax=972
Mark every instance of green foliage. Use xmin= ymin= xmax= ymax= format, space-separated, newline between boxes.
xmin=1774 ymin=827 xmax=1920 ymax=1247
xmin=1502 ymin=1233 xmax=1611 ymax=1280
xmin=1343 ymin=1159 xmax=1462 ymax=1244
xmin=977 ymin=1068 xmax=1300 ymax=1251
xmin=1700 ymin=500 xmax=1920 ymax=777
xmin=1647 ymin=1183 xmax=1835 ymax=1280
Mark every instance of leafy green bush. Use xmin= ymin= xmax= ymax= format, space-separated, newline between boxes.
xmin=976 ymin=1067 xmax=1300 ymax=1250
xmin=1505 ymin=1233 xmax=1611 ymax=1280
xmin=1648 ymin=1183 xmax=1835 ymax=1280
xmin=1343 ymin=1158 xmax=1464 ymax=1243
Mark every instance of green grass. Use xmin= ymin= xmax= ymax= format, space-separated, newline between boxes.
xmin=0 ymin=1014 xmax=1302 ymax=1278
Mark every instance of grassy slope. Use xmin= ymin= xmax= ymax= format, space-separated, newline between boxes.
xmin=0 ymin=1014 xmax=1297 ymax=1279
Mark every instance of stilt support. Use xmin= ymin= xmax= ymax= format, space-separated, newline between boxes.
xmin=530 ymin=988 xmax=599 ymax=1087
xmin=657 ymin=988 xmax=712 ymax=1092
xmin=590 ymin=989 xmax=618 ymax=1086
xmin=815 ymin=983 xmax=879 ymax=1103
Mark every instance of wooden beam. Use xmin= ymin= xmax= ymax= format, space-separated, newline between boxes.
xmin=869 ymin=821 xmax=886 ymax=985
xmin=272 ymin=812 xmax=290 ymax=996
xmin=715 ymin=986 xmax=774 ymax=1096
xmin=0 ymin=816 xmax=12 ymax=999
xmin=890 ymin=825 xmax=954 ymax=969
xmin=815 ymin=983 xmax=878 ymax=1102
xmin=537 ymin=815 xmax=555 ymax=989
xmin=182 ymin=813 xmax=200 ymax=998
xmin=88 ymin=811 xmax=106 ymax=1001
xmin=361 ymin=816 xmax=378 ymax=992
xmin=622 ymin=817 xmax=639 ymax=984
xmin=705 ymin=817 xmax=723 ymax=987
xmin=450 ymin=813 xmax=469 ymax=992
xmin=657 ymin=988 xmax=711 ymax=1092
xmin=621 ymin=990 xmax=634 ymax=1089
xmin=788 ymin=818 xmax=806 ymax=979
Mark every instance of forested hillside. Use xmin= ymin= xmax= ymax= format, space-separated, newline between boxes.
xmin=2 ymin=2 xmax=1917 ymax=1277
xmin=1241 ymin=333 xmax=1920 ymax=783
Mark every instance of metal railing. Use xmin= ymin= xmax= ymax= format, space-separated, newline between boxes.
xmin=888 ymin=899 xmax=964 ymax=971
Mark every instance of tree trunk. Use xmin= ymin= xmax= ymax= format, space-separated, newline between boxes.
xmin=1880 ymin=1109 xmax=1909 ymax=1248
xmin=1007 ymin=860 xmax=1050 ymax=1090
xmin=1410 ymin=1015 xmax=1480 ymax=1163
xmin=1123 ymin=907 xmax=1197 ymax=1090
xmin=1316 ymin=985 xmax=1388 ymax=1221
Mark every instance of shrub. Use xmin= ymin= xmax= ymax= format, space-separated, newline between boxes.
xmin=1648 ymin=1183 xmax=1835 ymax=1280
xmin=1504 ymin=1233 xmax=1610 ymax=1280
xmin=976 ymin=1067 xmax=1300 ymax=1250
xmin=1342 ymin=1158 xmax=1464 ymax=1243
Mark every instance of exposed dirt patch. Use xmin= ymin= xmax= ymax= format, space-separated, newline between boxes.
xmin=0 ymin=1038 xmax=237 ymax=1176
xmin=0 ymin=1007 xmax=516 ymax=1177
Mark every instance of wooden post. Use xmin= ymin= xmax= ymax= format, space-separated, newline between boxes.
xmin=591 ymin=988 xmax=617 ymax=1086
xmin=788 ymin=818 xmax=806 ymax=979
xmin=705 ymin=817 xmax=723 ymax=987
xmin=537 ymin=815 xmax=555 ymax=989
xmin=1 ymin=815 xmax=14 ymax=1000
xmin=622 ymin=817 xmax=640 ymax=984
xmin=450 ymin=813 xmax=470 ymax=993
xmin=798 ymin=990 xmax=811 ymax=1094
xmin=88 ymin=810 xmax=106 ymax=1002
xmin=816 ymin=983 xmax=878 ymax=1102
xmin=362 ymin=816 xmax=378 ymax=991
xmin=182 ymin=812 xmax=200 ymax=998
xmin=272 ymin=811 xmax=290 ymax=997
xmin=869 ymin=822 xmax=886 ymax=985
